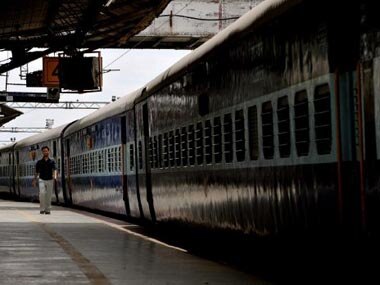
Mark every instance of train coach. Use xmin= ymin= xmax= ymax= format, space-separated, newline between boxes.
xmin=1 ymin=0 xmax=380 ymax=238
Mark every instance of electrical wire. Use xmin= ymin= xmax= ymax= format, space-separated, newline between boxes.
xmin=158 ymin=14 xmax=239 ymax=21
xmin=104 ymin=0 xmax=197 ymax=69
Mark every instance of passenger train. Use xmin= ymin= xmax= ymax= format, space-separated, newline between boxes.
xmin=1 ymin=0 xmax=380 ymax=237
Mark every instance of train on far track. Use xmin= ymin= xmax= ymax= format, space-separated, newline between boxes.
xmin=2 ymin=0 xmax=380 ymax=238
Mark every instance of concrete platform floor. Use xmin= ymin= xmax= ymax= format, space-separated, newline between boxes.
xmin=0 ymin=200 xmax=271 ymax=285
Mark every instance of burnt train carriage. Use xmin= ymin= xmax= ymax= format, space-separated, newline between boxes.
xmin=0 ymin=143 xmax=15 ymax=196
xmin=62 ymin=90 xmax=141 ymax=215
xmin=14 ymin=124 xmax=69 ymax=203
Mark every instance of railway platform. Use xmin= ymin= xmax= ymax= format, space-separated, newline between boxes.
xmin=0 ymin=200 xmax=268 ymax=285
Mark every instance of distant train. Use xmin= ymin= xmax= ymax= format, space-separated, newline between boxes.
xmin=1 ymin=0 xmax=380 ymax=237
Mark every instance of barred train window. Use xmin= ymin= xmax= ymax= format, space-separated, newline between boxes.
xmin=154 ymin=136 xmax=159 ymax=169
xmin=149 ymin=138 xmax=154 ymax=169
xmin=196 ymin=122 xmax=203 ymax=165
xmin=175 ymin=129 xmax=181 ymax=166
xmin=314 ymin=84 xmax=332 ymax=154
xmin=169 ymin=131 xmax=175 ymax=167
xmin=188 ymin=125 xmax=195 ymax=166
xmin=213 ymin=117 xmax=222 ymax=163
xmin=181 ymin=127 xmax=188 ymax=166
xmin=163 ymin=133 xmax=169 ymax=168
xmin=277 ymin=96 xmax=291 ymax=158
xmin=108 ymin=149 xmax=112 ymax=172
xmin=248 ymin=106 xmax=259 ymax=160
xmin=294 ymin=90 xmax=310 ymax=156
xmin=261 ymin=101 xmax=274 ymax=159
xmin=235 ymin=110 xmax=245 ymax=162
xmin=158 ymin=134 xmax=163 ymax=168
xmin=98 ymin=151 xmax=103 ymax=173
xmin=204 ymin=120 xmax=212 ymax=164
xmin=223 ymin=113 xmax=233 ymax=163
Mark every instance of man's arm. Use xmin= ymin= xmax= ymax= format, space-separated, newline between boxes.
xmin=52 ymin=160 xmax=57 ymax=180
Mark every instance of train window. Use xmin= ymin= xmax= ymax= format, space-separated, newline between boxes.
xmin=107 ymin=149 xmax=112 ymax=172
xmin=248 ymin=106 xmax=259 ymax=160
xmin=163 ymin=133 xmax=169 ymax=168
xmin=277 ymin=96 xmax=291 ymax=158
xmin=85 ymin=154 xmax=88 ymax=174
xmin=175 ymin=129 xmax=181 ymax=166
xmin=196 ymin=122 xmax=204 ymax=165
xmin=205 ymin=120 xmax=213 ymax=164
xmin=235 ymin=110 xmax=246 ymax=162
xmin=213 ymin=117 xmax=222 ymax=163
xmin=181 ymin=127 xmax=188 ymax=166
xmin=129 ymin=144 xmax=134 ymax=171
xmin=98 ymin=152 xmax=103 ymax=173
xmin=261 ymin=101 xmax=274 ymax=159
xmin=294 ymin=90 xmax=310 ymax=156
xmin=224 ymin=113 xmax=233 ymax=163
xmin=314 ymin=84 xmax=332 ymax=155
xmin=118 ymin=146 xmax=122 ymax=172
xmin=158 ymin=135 xmax=163 ymax=169
xmin=188 ymin=125 xmax=195 ymax=166
xmin=89 ymin=153 xmax=93 ymax=173
xmin=149 ymin=137 xmax=154 ymax=169
xmin=53 ymin=141 xmax=57 ymax=157
xmin=154 ymin=136 xmax=159 ymax=169
xmin=169 ymin=131 xmax=175 ymax=167
xmin=138 ymin=141 xmax=143 ymax=170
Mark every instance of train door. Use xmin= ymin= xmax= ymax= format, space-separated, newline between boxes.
xmin=142 ymin=103 xmax=156 ymax=222
xmin=15 ymin=151 xmax=20 ymax=197
xmin=52 ymin=140 xmax=59 ymax=203
xmin=126 ymin=108 xmax=143 ymax=218
xmin=334 ymin=69 xmax=365 ymax=233
xmin=120 ymin=115 xmax=131 ymax=216
xmin=64 ymin=139 xmax=72 ymax=205
xmin=8 ymin=152 xmax=13 ymax=195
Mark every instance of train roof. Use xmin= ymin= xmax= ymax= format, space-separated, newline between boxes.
xmin=64 ymin=88 xmax=142 ymax=136
xmin=140 ymin=0 xmax=302 ymax=99
xmin=15 ymin=123 xmax=70 ymax=149
xmin=0 ymin=143 xmax=15 ymax=152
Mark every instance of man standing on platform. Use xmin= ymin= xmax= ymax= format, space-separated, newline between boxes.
xmin=32 ymin=146 xmax=57 ymax=214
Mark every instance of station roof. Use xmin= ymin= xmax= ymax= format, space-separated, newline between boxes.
xmin=0 ymin=104 xmax=23 ymax=127
xmin=0 ymin=0 xmax=171 ymax=73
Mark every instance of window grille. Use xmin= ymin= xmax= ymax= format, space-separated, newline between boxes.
xmin=175 ymin=129 xmax=181 ymax=166
xmin=314 ymin=84 xmax=332 ymax=154
xmin=181 ymin=127 xmax=188 ymax=166
xmin=205 ymin=120 xmax=212 ymax=164
xmin=261 ymin=101 xmax=274 ymax=159
xmin=235 ymin=110 xmax=245 ymax=162
xmin=277 ymin=96 xmax=291 ymax=158
xmin=294 ymin=90 xmax=310 ymax=156
xmin=196 ymin=122 xmax=204 ymax=165
xmin=248 ymin=106 xmax=259 ymax=160
xmin=213 ymin=117 xmax=222 ymax=163
xmin=223 ymin=114 xmax=233 ymax=163
xmin=169 ymin=131 xmax=175 ymax=167
xmin=188 ymin=125 xmax=195 ymax=166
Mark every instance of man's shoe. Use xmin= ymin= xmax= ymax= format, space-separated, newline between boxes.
xmin=40 ymin=211 xmax=45 ymax=214
xmin=45 ymin=212 xmax=50 ymax=215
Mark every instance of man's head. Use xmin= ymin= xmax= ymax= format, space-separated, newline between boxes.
xmin=41 ymin=146 xmax=50 ymax=158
